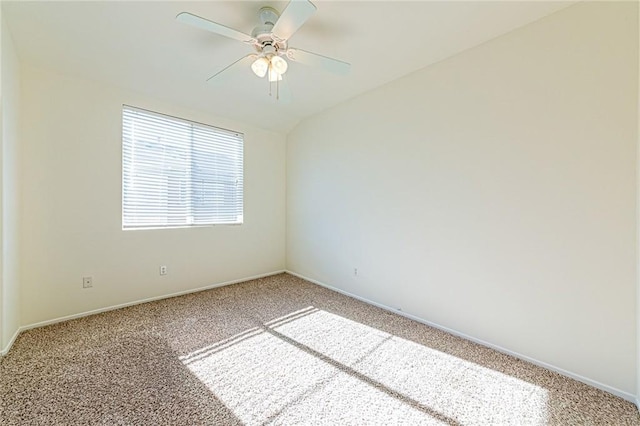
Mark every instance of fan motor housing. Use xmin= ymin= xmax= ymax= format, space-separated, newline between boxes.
xmin=251 ymin=7 xmax=287 ymax=54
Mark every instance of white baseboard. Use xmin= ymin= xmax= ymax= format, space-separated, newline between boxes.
xmin=285 ymin=270 xmax=637 ymax=405
xmin=0 ymin=326 xmax=22 ymax=356
xmin=1 ymin=270 xmax=286 ymax=356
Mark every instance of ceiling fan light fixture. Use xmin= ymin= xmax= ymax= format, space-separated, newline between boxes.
xmin=251 ymin=57 xmax=269 ymax=78
xmin=268 ymin=67 xmax=283 ymax=82
xmin=271 ymin=55 xmax=288 ymax=75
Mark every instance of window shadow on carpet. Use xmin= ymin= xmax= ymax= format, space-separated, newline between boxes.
xmin=0 ymin=333 xmax=243 ymax=425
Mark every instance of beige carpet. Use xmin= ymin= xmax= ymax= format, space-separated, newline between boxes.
xmin=1 ymin=273 xmax=638 ymax=425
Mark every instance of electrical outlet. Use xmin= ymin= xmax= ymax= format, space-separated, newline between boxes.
xmin=159 ymin=265 xmax=167 ymax=276
xmin=354 ymin=268 xmax=358 ymax=277
xmin=82 ymin=276 xmax=93 ymax=288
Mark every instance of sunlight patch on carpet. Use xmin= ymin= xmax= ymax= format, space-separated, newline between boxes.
xmin=180 ymin=307 xmax=548 ymax=425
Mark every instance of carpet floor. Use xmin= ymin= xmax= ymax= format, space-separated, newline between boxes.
xmin=1 ymin=273 xmax=638 ymax=425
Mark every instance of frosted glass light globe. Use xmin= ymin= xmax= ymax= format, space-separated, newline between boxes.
xmin=270 ymin=56 xmax=288 ymax=75
xmin=268 ymin=68 xmax=282 ymax=82
xmin=251 ymin=57 xmax=269 ymax=78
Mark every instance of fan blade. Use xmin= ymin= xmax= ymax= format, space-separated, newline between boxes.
xmin=286 ymin=48 xmax=350 ymax=75
xmin=207 ymin=54 xmax=257 ymax=83
xmin=272 ymin=0 xmax=317 ymax=41
xmin=177 ymin=12 xmax=255 ymax=44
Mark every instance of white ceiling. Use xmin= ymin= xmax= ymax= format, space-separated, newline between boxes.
xmin=3 ymin=0 xmax=573 ymax=133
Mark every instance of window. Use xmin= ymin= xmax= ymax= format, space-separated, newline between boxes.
xmin=122 ymin=105 xmax=243 ymax=229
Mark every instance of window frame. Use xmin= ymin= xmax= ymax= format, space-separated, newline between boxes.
xmin=121 ymin=104 xmax=244 ymax=230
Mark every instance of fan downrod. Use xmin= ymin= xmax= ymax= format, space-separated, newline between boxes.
xmin=258 ymin=7 xmax=279 ymax=26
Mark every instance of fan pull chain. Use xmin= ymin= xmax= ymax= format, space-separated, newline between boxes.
xmin=266 ymin=62 xmax=280 ymax=100
xmin=267 ymin=73 xmax=280 ymax=100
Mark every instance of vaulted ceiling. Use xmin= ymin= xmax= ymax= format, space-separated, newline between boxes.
xmin=3 ymin=1 xmax=573 ymax=132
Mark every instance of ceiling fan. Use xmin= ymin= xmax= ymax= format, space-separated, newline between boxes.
xmin=177 ymin=0 xmax=350 ymax=98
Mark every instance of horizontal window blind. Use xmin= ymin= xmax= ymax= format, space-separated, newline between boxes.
xmin=122 ymin=106 xmax=243 ymax=229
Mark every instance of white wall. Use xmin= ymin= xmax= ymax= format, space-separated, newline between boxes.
xmin=637 ymin=0 xmax=640 ymax=405
xmin=287 ymin=1 xmax=638 ymax=397
xmin=0 ymin=10 xmax=5 ymax=351
xmin=1 ymin=13 xmax=22 ymax=352
xmin=20 ymin=65 xmax=286 ymax=326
